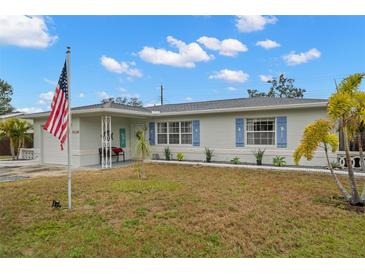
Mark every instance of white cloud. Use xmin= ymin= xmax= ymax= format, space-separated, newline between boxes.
xmin=139 ymin=36 xmax=213 ymax=68
xmin=259 ymin=74 xmax=273 ymax=82
xmin=209 ymin=69 xmax=249 ymax=83
xmin=283 ymin=48 xmax=321 ymax=66
xmin=0 ymin=16 xmax=58 ymax=48
xmin=17 ymin=107 xmax=43 ymax=113
xmin=38 ymin=91 xmax=54 ymax=105
xmin=97 ymin=91 xmax=111 ymax=100
xmin=100 ymin=55 xmax=143 ymax=78
xmin=256 ymin=39 xmax=280 ymax=49
xmin=185 ymin=97 xmax=193 ymax=101
xmin=197 ymin=36 xmax=248 ymax=57
xmin=227 ymin=86 xmax=238 ymax=91
xmin=235 ymin=16 xmax=278 ymax=33
xmin=79 ymin=92 xmax=85 ymax=98
xmin=43 ymin=78 xmax=57 ymax=86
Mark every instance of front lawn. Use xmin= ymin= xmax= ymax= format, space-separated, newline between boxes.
xmin=1 ymin=163 xmax=365 ymax=257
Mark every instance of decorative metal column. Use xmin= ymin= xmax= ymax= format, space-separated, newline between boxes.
xmin=101 ymin=116 xmax=112 ymax=168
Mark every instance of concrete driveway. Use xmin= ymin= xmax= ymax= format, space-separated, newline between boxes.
xmin=0 ymin=161 xmax=68 ymax=182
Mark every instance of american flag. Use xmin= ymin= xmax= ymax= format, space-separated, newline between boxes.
xmin=43 ymin=61 xmax=69 ymax=150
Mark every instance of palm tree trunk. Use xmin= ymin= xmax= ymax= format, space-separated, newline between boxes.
xmin=141 ymin=159 xmax=145 ymax=179
xmin=9 ymin=138 xmax=15 ymax=160
xmin=358 ymin=133 xmax=365 ymax=172
xmin=343 ymin=128 xmax=362 ymax=204
xmin=324 ymin=144 xmax=351 ymax=201
xmin=16 ymin=138 xmax=23 ymax=160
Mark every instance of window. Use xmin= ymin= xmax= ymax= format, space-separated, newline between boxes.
xmin=169 ymin=122 xmax=180 ymax=144
xmin=247 ymin=118 xmax=275 ymax=145
xmin=157 ymin=121 xmax=192 ymax=145
xmin=157 ymin=122 xmax=167 ymax=144
xmin=181 ymin=121 xmax=192 ymax=144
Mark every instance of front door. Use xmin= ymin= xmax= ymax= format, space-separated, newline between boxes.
xmin=131 ymin=124 xmax=145 ymax=159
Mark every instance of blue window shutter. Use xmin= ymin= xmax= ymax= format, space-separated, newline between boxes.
xmin=192 ymin=120 xmax=200 ymax=146
xmin=277 ymin=116 xmax=287 ymax=148
xmin=235 ymin=118 xmax=244 ymax=147
xmin=149 ymin=122 xmax=155 ymax=145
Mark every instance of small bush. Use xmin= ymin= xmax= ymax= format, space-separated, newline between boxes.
xmin=230 ymin=156 xmax=240 ymax=165
xmin=176 ymin=152 xmax=184 ymax=161
xmin=331 ymin=161 xmax=341 ymax=169
xmin=253 ymin=149 xmax=265 ymax=161
xmin=164 ymin=147 xmax=172 ymax=160
xmin=273 ymin=156 xmax=286 ymax=167
xmin=205 ymin=147 xmax=214 ymax=162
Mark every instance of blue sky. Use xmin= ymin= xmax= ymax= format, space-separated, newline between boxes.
xmin=0 ymin=15 xmax=364 ymax=113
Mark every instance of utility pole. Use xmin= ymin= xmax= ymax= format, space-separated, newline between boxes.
xmin=334 ymin=79 xmax=339 ymax=91
xmin=160 ymin=84 xmax=164 ymax=105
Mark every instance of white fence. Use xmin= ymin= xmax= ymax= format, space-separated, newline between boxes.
xmin=19 ymin=148 xmax=35 ymax=160
xmin=337 ymin=151 xmax=365 ymax=168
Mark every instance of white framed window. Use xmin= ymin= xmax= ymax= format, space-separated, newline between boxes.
xmin=157 ymin=121 xmax=192 ymax=145
xmin=157 ymin=122 xmax=168 ymax=144
xmin=181 ymin=121 xmax=192 ymax=144
xmin=246 ymin=118 xmax=275 ymax=145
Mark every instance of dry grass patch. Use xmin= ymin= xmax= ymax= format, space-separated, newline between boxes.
xmin=1 ymin=163 xmax=365 ymax=257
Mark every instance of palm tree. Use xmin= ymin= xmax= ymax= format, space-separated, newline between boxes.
xmin=294 ymin=119 xmax=351 ymax=201
xmin=348 ymin=91 xmax=365 ymax=171
xmin=0 ymin=118 xmax=32 ymax=160
xmin=135 ymin=129 xmax=150 ymax=179
xmin=328 ymin=73 xmax=365 ymax=205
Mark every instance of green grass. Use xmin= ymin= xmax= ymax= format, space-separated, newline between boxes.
xmin=1 ymin=163 xmax=365 ymax=257
xmin=112 ymin=178 xmax=181 ymax=193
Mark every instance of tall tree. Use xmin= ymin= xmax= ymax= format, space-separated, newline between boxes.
xmin=328 ymin=73 xmax=365 ymax=205
xmin=101 ymin=96 xmax=143 ymax=107
xmin=0 ymin=79 xmax=14 ymax=115
xmin=247 ymin=89 xmax=267 ymax=98
xmin=247 ymin=74 xmax=306 ymax=98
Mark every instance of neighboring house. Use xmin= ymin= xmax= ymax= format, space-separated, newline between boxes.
xmin=23 ymin=97 xmax=336 ymax=168
xmin=0 ymin=112 xmax=33 ymax=156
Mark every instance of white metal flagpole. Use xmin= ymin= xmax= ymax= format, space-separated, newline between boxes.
xmin=66 ymin=46 xmax=72 ymax=209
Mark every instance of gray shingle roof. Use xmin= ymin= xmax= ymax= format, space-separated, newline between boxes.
xmin=22 ymin=97 xmax=327 ymax=118
xmin=72 ymin=102 xmax=151 ymax=113
xmin=146 ymin=97 xmax=327 ymax=113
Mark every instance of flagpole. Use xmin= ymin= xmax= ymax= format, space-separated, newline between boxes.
xmin=66 ymin=46 xmax=72 ymax=209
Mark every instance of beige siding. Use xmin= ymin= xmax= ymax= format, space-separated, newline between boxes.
xmin=33 ymin=117 xmax=81 ymax=167
xmin=32 ymin=106 xmax=333 ymax=167
xmin=149 ymin=107 xmax=334 ymax=166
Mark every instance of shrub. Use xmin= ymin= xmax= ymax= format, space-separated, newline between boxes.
xmin=176 ymin=152 xmax=184 ymax=161
xmin=331 ymin=161 xmax=341 ymax=169
xmin=253 ymin=149 xmax=265 ymax=161
xmin=230 ymin=156 xmax=240 ymax=165
xmin=205 ymin=147 xmax=214 ymax=162
xmin=164 ymin=147 xmax=172 ymax=160
xmin=273 ymin=156 xmax=286 ymax=167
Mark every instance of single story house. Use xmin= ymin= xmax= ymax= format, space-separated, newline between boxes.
xmin=22 ymin=96 xmax=343 ymax=168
